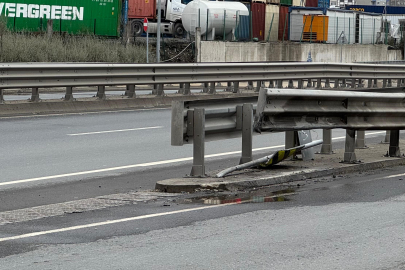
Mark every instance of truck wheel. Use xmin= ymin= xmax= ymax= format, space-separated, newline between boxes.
xmin=133 ymin=20 xmax=144 ymax=37
xmin=173 ymin=23 xmax=185 ymax=38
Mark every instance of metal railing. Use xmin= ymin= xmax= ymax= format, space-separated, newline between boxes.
xmin=1 ymin=62 xmax=405 ymax=102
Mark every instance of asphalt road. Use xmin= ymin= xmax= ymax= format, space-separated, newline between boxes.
xmin=1 ymin=157 xmax=405 ymax=269
xmin=1 ymin=108 xmax=405 ymax=269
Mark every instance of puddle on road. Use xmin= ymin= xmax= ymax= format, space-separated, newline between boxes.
xmin=178 ymin=188 xmax=296 ymax=205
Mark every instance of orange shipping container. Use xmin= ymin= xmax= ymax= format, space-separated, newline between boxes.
xmin=128 ymin=0 xmax=157 ymax=20
xmin=302 ymin=15 xmax=329 ymax=42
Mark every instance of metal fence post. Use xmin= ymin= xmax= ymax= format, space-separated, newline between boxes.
xmin=156 ymin=84 xmax=164 ymax=96
xmin=389 ymin=130 xmax=401 ymax=157
xmin=31 ymin=87 xmax=40 ymax=102
xmin=240 ymin=103 xmax=253 ymax=164
xmin=320 ymin=129 xmax=333 ymax=154
xmin=203 ymin=83 xmax=209 ymax=93
xmin=209 ymin=82 xmax=216 ymax=94
xmin=64 ymin=87 xmax=74 ymax=101
xmin=343 ymin=129 xmax=357 ymax=163
xmin=96 ymin=86 xmax=106 ymax=100
xmin=179 ymin=83 xmax=184 ymax=94
xmin=226 ymin=82 xmax=233 ymax=92
xmin=190 ymin=108 xmax=205 ymax=177
xmin=247 ymin=81 xmax=253 ymax=90
xmin=127 ymin=85 xmax=136 ymax=98
xmin=233 ymin=81 xmax=240 ymax=93
xmin=355 ymin=130 xmax=366 ymax=148
xmin=184 ymin=83 xmax=191 ymax=95
xmin=255 ymin=81 xmax=262 ymax=92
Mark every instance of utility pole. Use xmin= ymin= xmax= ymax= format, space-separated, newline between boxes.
xmin=157 ymin=0 xmax=161 ymax=62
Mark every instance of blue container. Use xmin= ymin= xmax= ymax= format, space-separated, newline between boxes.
xmin=318 ymin=0 xmax=330 ymax=9
xmin=345 ymin=5 xmax=405 ymax=14
xmin=236 ymin=3 xmax=251 ymax=41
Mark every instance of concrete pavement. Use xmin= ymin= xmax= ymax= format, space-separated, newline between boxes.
xmin=156 ymin=140 xmax=405 ymax=193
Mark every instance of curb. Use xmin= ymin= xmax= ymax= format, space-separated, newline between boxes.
xmin=155 ymin=157 xmax=405 ymax=193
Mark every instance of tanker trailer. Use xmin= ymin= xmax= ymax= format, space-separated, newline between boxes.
xmin=182 ymin=0 xmax=249 ymax=40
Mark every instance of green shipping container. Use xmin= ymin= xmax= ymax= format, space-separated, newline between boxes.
xmin=0 ymin=0 xmax=121 ymax=36
xmin=280 ymin=0 xmax=293 ymax=6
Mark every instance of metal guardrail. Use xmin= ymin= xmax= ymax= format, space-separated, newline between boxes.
xmin=171 ymin=97 xmax=257 ymax=176
xmin=254 ymin=88 xmax=405 ymax=163
xmin=254 ymin=89 xmax=405 ymax=131
xmin=1 ymin=62 xmax=405 ymax=102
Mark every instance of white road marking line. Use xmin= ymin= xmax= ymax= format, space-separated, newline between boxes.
xmin=0 ymin=131 xmax=388 ymax=187
xmin=0 ymin=203 xmax=235 ymax=242
xmin=383 ymin=173 xmax=405 ymax=179
xmin=67 ymin=126 xmax=163 ymax=136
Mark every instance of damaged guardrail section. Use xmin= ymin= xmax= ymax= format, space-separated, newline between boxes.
xmin=171 ymin=96 xmax=257 ymax=176
xmin=254 ymin=88 xmax=405 ymax=162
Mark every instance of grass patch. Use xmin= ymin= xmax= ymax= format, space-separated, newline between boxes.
xmin=0 ymin=31 xmax=154 ymax=63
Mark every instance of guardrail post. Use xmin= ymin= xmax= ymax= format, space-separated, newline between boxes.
xmin=226 ymin=82 xmax=233 ymax=92
xmin=240 ymin=103 xmax=253 ymax=164
xmin=96 ymin=86 xmax=106 ymax=100
xmin=203 ymin=83 xmax=209 ymax=93
xmin=190 ymin=108 xmax=205 ymax=177
xmin=333 ymin=79 xmax=339 ymax=89
xmin=127 ymin=85 xmax=136 ymax=98
xmin=156 ymin=84 xmax=164 ymax=96
xmin=285 ymin=131 xmax=296 ymax=149
xmin=64 ymin=87 xmax=74 ymax=101
xmin=355 ymin=130 xmax=367 ymax=148
xmin=152 ymin=84 xmax=158 ymax=95
xmin=297 ymin=80 xmax=303 ymax=89
xmin=389 ymin=130 xmax=401 ymax=157
xmin=30 ymin=87 xmax=40 ymax=102
xmin=372 ymin=79 xmax=378 ymax=88
xmin=387 ymin=79 xmax=392 ymax=87
xmin=288 ymin=80 xmax=294 ymax=88
xmin=383 ymin=79 xmax=387 ymax=88
xmin=269 ymin=80 xmax=275 ymax=88
xmin=233 ymin=82 xmax=240 ymax=93
xmin=209 ymin=82 xmax=216 ymax=94
xmin=324 ymin=79 xmax=330 ymax=88
xmin=367 ymin=79 xmax=372 ymax=88
xmin=316 ymin=78 xmax=322 ymax=89
xmin=320 ymin=129 xmax=333 ymax=154
xmin=179 ymin=83 xmax=184 ymax=94
xmin=184 ymin=83 xmax=191 ymax=95
xmin=255 ymin=81 xmax=262 ymax=92
xmin=341 ymin=79 xmax=347 ymax=88
xmin=351 ymin=79 xmax=356 ymax=89
xmin=400 ymin=79 xmax=405 ymax=87
xmin=343 ymin=129 xmax=357 ymax=163
xmin=248 ymin=81 xmax=253 ymax=90
xmin=307 ymin=79 xmax=312 ymax=88
xmin=0 ymin=89 xmax=3 ymax=103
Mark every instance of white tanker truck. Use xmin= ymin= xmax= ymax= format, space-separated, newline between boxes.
xmin=182 ymin=0 xmax=249 ymax=40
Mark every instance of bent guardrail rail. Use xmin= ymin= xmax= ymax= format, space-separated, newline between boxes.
xmin=254 ymin=88 xmax=405 ymax=162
